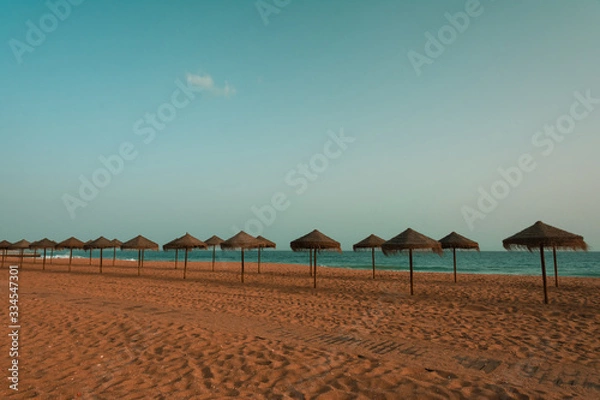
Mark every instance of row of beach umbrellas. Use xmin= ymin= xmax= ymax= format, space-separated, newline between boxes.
xmin=0 ymin=237 xmax=125 ymax=272
xmin=0 ymin=221 xmax=588 ymax=304
xmin=290 ymin=229 xmax=478 ymax=294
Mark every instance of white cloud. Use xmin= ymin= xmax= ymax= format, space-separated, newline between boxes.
xmin=186 ymin=72 xmax=236 ymax=98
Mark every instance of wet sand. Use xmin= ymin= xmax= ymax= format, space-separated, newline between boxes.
xmin=1 ymin=257 xmax=599 ymax=399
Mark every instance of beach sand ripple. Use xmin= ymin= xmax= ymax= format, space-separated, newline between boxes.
xmin=1 ymin=258 xmax=598 ymax=399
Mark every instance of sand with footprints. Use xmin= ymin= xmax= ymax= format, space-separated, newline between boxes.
xmin=1 ymin=257 xmax=599 ymax=399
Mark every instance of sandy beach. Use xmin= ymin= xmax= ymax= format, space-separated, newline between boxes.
xmin=1 ymin=257 xmax=599 ymax=399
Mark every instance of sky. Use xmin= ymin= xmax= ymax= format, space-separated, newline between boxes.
xmin=1 ymin=0 xmax=599 ymax=251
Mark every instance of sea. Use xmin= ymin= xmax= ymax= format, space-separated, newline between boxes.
xmin=48 ymin=249 xmax=600 ymax=278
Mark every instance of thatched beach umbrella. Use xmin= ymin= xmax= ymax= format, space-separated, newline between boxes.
xmin=256 ymin=235 xmax=276 ymax=274
xmin=353 ymin=234 xmax=386 ymax=279
xmin=502 ymin=221 xmax=588 ymax=304
xmin=9 ymin=239 xmax=31 ymax=266
xmin=439 ymin=232 xmax=479 ymax=283
xmin=382 ymin=229 xmax=442 ymax=295
xmin=49 ymin=243 xmax=56 ymax=264
xmin=121 ymin=235 xmax=159 ymax=276
xmin=220 ymin=231 xmax=261 ymax=283
xmin=163 ymin=237 xmax=180 ymax=269
xmin=84 ymin=240 xmax=93 ymax=265
xmin=0 ymin=240 xmax=11 ymax=267
xmin=83 ymin=240 xmax=92 ymax=263
xmin=29 ymin=238 xmax=57 ymax=271
xmin=85 ymin=237 xmax=115 ymax=274
xmin=205 ymin=235 xmax=224 ymax=271
xmin=290 ymin=230 xmax=341 ymax=289
xmin=163 ymin=233 xmax=208 ymax=279
xmin=55 ymin=237 xmax=85 ymax=271
xmin=111 ymin=239 xmax=122 ymax=266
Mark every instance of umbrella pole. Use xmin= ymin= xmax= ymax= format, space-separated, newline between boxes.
xmin=99 ymin=249 xmax=103 ymax=274
xmin=372 ymin=247 xmax=375 ymax=279
xmin=183 ymin=249 xmax=188 ymax=279
xmin=113 ymin=247 xmax=116 ymax=266
xmin=43 ymin=248 xmax=47 ymax=271
xmin=453 ymin=248 xmax=457 ymax=283
xmin=175 ymin=249 xmax=179 ymax=269
xmin=553 ymin=246 xmax=558 ymax=288
xmin=69 ymin=249 xmax=73 ymax=272
xmin=540 ymin=245 xmax=548 ymax=304
xmin=241 ymin=249 xmax=245 ymax=283
xmin=258 ymin=247 xmax=261 ymax=274
xmin=33 ymin=249 xmax=37 ymax=264
xmin=89 ymin=249 xmax=92 ymax=265
xmin=50 ymin=248 xmax=54 ymax=264
xmin=409 ymin=249 xmax=414 ymax=296
xmin=313 ymin=249 xmax=317 ymax=289
xmin=212 ymin=246 xmax=216 ymax=271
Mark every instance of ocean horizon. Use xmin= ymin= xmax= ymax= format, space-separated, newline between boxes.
xmin=42 ymin=249 xmax=600 ymax=278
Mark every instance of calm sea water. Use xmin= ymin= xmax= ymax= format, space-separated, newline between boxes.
xmin=52 ymin=249 xmax=600 ymax=278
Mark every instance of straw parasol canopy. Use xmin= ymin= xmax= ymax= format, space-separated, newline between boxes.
xmin=353 ymin=234 xmax=386 ymax=279
xmin=256 ymin=235 xmax=276 ymax=274
xmin=29 ymin=238 xmax=57 ymax=271
xmin=0 ymin=240 xmax=12 ymax=268
xmin=10 ymin=239 xmax=31 ymax=250
xmin=55 ymin=237 xmax=85 ymax=271
xmin=111 ymin=239 xmax=122 ymax=266
xmin=439 ymin=232 xmax=479 ymax=283
xmin=382 ymin=228 xmax=442 ymax=295
xmin=290 ymin=230 xmax=341 ymax=288
xmin=220 ymin=231 xmax=261 ymax=283
xmin=257 ymin=235 xmax=276 ymax=248
xmin=9 ymin=239 xmax=31 ymax=265
xmin=204 ymin=235 xmax=224 ymax=271
xmin=121 ymin=235 xmax=159 ymax=276
xmin=163 ymin=233 xmax=208 ymax=279
xmin=502 ymin=220 xmax=588 ymax=304
xmin=85 ymin=237 xmax=115 ymax=274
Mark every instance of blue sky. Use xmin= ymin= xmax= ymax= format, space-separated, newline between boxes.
xmin=1 ymin=0 xmax=599 ymax=250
